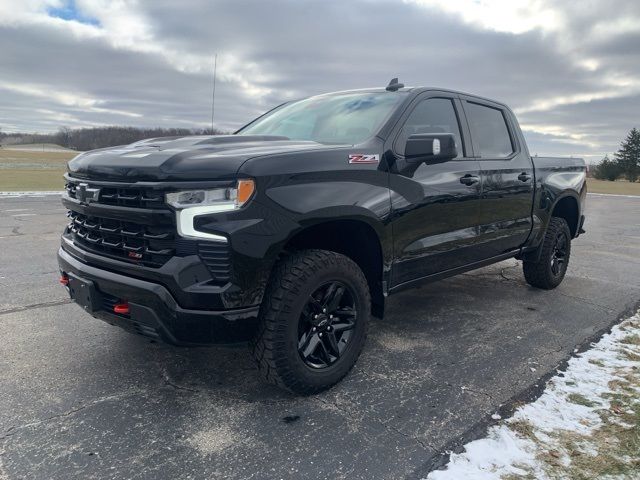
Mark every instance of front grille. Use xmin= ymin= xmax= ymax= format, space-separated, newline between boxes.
xmin=64 ymin=180 xmax=233 ymax=280
xmin=68 ymin=211 xmax=175 ymax=267
xmin=65 ymin=182 xmax=165 ymax=209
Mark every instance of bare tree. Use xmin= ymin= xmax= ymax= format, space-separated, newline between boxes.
xmin=56 ymin=126 xmax=72 ymax=148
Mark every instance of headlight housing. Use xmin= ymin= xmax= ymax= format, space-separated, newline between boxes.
xmin=167 ymin=179 xmax=255 ymax=241
xmin=166 ymin=179 xmax=255 ymax=210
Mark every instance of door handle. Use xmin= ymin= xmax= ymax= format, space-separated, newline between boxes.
xmin=518 ymin=172 xmax=532 ymax=182
xmin=459 ymin=174 xmax=479 ymax=186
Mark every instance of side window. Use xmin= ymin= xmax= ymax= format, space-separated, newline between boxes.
xmin=397 ymin=98 xmax=464 ymax=157
xmin=465 ymin=102 xmax=514 ymax=158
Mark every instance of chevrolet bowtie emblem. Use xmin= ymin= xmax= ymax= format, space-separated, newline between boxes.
xmin=77 ymin=183 xmax=101 ymax=204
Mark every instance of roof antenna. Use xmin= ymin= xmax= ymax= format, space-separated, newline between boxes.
xmin=210 ymin=53 xmax=218 ymax=133
xmin=386 ymin=77 xmax=404 ymax=91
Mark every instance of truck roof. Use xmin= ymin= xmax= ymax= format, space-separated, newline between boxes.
xmin=312 ymin=86 xmax=510 ymax=109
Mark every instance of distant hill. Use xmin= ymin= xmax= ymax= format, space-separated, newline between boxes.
xmin=0 ymin=126 xmax=228 ymax=152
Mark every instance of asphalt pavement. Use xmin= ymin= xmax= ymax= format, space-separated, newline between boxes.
xmin=1 ymin=193 xmax=639 ymax=480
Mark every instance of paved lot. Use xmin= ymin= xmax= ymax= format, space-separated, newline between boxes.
xmin=1 ymin=194 xmax=639 ymax=480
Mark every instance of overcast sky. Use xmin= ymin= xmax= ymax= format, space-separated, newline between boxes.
xmin=1 ymin=0 xmax=639 ymax=161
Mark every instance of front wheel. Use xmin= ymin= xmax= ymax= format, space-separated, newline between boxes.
xmin=523 ymin=217 xmax=572 ymax=289
xmin=251 ymin=249 xmax=370 ymax=395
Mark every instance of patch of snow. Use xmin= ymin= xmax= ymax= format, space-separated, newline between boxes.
xmin=426 ymin=311 xmax=640 ymax=480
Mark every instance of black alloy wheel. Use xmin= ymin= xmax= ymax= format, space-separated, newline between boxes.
xmin=550 ymin=230 xmax=568 ymax=276
xmin=297 ymin=281 xmax=357 ymax=369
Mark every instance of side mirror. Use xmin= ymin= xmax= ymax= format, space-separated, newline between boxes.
xmin=405 ymin=133 xmax=458 ymax=163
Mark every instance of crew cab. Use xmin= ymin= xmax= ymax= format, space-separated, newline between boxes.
xmin=58 ymin=79 xmax=587 ymax=394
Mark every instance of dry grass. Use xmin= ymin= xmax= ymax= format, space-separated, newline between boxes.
xmin=0 ymin=169 xmax=67 ymax=191
xmin=587 ymin=178 xmax=640 ymax=196
xmin=567 ymin=393 xmax=600 ymax=408
xmin=508 ymin=419 xmax=537 ymax=441
xmin=0 ymin=147 xmax=76 ymax=191
xmin=620 ymin=334 xmax=640 ymax=346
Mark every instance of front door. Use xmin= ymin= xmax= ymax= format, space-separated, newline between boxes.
xmin=388 ymin=94 xmax=484 ymax=288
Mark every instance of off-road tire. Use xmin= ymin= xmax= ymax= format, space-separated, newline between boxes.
xmin=250 ymin=249 xmax=370 ymax=395
xmin=523 ymin=217 xmax=572 ymax=290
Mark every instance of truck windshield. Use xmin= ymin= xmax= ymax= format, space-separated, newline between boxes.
xmin=237 ymin=92 xmax=407 ymax=145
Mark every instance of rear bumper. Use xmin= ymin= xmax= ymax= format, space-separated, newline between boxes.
xmin=58 ymin=247 xmax=259 ymax=345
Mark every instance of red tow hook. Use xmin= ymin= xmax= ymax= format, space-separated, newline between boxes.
xmin=113 ymin=302 xmax=130 ymax=315
xmin=59 ymin=274 xmax=69 ymax=286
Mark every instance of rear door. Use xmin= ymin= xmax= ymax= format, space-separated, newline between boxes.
xmin=388 ymin=93 xmax=485 ymax=288
xmin=460 ymin=98 xmax=535 ymax=257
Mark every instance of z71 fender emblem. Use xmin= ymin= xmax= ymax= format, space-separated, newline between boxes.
xmin=348 ymin=154 xmax=379 ymax=164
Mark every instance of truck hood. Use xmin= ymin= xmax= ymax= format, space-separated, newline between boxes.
xmin=67 ymin=135 xmax=329 ymax=182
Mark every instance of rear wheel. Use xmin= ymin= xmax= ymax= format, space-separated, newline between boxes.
xmin=251 ymin=249 xmax=370 ymax=395
xmin=523 ymin=217 xmax=572 ymax=289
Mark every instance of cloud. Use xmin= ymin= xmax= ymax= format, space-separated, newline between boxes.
xmin=406 ymin=0 xmax=563 ymax=34
xmin=0 ymin=0 xmax=638 ymax=161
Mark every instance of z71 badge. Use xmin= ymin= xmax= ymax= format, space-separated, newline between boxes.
xmin=348 ymin=154 xmax=380 ymax=164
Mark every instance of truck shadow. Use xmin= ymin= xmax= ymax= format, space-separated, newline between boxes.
xmin=112 ymin=260 xmax=531 ymax=402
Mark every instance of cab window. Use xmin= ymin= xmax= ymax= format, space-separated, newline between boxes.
xmin=396 ymin=98 xmax=464 ymax=157
xmin=465 ymin=102 xmax=514 ymax=159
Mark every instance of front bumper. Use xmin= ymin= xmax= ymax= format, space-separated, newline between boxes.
xmin=58 ymin=247 xmax=259 ymax=345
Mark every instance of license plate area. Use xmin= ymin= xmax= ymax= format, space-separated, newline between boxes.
xmin=67 ymin=273 xmax=101 ymax=313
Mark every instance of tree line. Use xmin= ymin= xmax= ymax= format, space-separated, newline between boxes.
xmin=0 ymin=126 xmax=227 ymax=152
xmin=592 ymin=128 xmax=640 ymax=182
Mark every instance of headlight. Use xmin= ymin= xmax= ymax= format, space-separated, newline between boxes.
xmin=168 ymin=179 xmax=255 ymax=242
xmin=166 ymin=179 xmax=255 ymax=210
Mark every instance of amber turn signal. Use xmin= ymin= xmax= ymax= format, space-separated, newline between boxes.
xmin=237 ymin=179 xmax=255 ymax=205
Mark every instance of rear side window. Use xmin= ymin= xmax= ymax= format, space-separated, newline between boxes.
xmin=396 ymin=98 xmax=463 ymax=157
xmin=465 ymin=102 xmax=514 ymax=158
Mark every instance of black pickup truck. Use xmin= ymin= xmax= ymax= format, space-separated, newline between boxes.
xmin=58 ymin=79 xmax=586 ymax=394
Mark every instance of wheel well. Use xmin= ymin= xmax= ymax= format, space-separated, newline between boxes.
xmin=282 ymin=220 xmax=385 ymax=318
xmin=551 ymin=196 xmax=579 ymax=237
